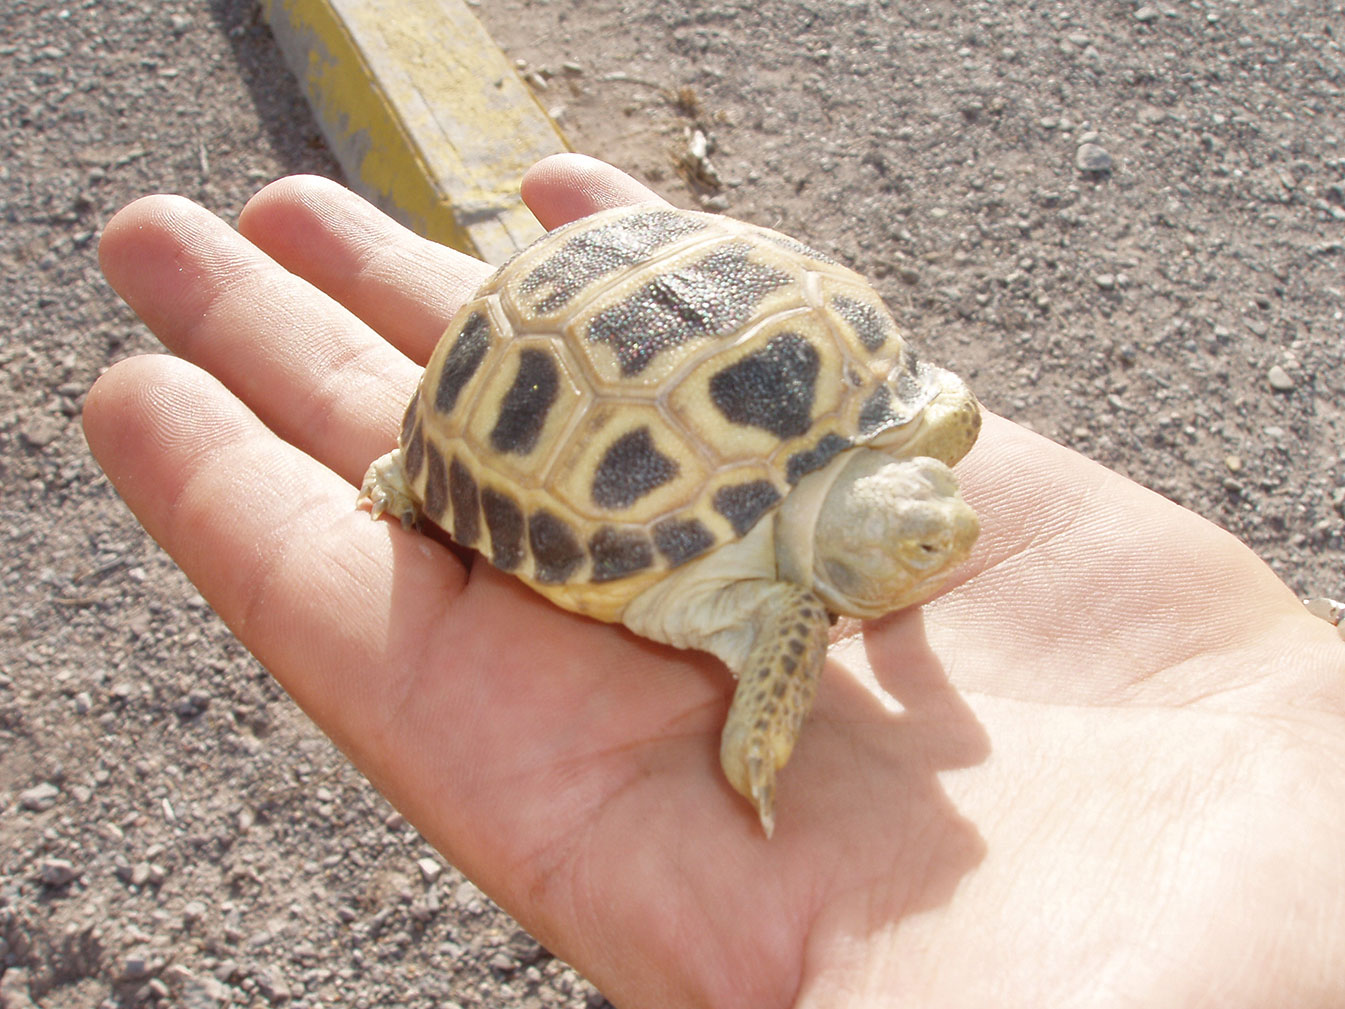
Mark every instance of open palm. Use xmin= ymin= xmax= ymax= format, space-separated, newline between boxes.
xmin=85 ymin=156 xmax=1345 ymax=1009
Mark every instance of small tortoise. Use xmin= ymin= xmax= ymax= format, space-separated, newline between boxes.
xmin=360 ymin=203 xmax=980 ymax=835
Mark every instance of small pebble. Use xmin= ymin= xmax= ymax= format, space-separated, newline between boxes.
xmin=1094 ymin=273 xmax=1117 ymax=290
xmin=416 ymin=857 xmax=443 ymax=884
xmin=41 ymin=858 xmax=80 ymax=887
xmin=1224 ymin=455 xmax=1243 ymax=472
xmin=1266 ymin=365 xmax=1295 ymax=391
xmin=1076 ymin=143 xmax=1114 ymax=172
xmin=175 ymin=689 xmax=211 ymax=717
xmin=121 ymin=953 xmax=152 ymax=981
xmin=19 ymin=782 xmax=60 ymax=811
xmin=0 ymin=968 xmax=36 ymax=1009
xmin=214 ymin=959 xmax=240 ymax=982
xmin=1135 ymin=5 xmax=1160 ymax=22
xmin=180 ymin=974 xmax=229 ymax=1009
xmin=18 ymin=414 xmax=63 ymax=450
xmin=253 ymin=968 xmax=291 ymax=1004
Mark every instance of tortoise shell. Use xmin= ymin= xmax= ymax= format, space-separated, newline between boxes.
xmin=398 ymin=204 xmax=947 ymax=620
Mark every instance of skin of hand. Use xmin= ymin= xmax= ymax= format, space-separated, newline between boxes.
xmin=84 ymin=154 xmax=1345 ymax=1009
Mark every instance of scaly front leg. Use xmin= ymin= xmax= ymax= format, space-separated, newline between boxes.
xmin=719 ymin=583 xmax=831 ymax=838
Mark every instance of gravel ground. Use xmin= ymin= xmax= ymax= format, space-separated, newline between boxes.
xmin=2 ymin=1 xmax=1342 ymax=1007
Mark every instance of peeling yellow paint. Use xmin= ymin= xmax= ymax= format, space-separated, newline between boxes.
xmin=261 ymin=0 xmax=567 ymax=263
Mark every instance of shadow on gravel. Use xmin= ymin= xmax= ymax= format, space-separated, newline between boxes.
xmin=203 ymin=0 xmax=342 ymax=181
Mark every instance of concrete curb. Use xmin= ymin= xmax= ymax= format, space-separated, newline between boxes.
xmin=260 ymin=0 xmax=569 ymax=263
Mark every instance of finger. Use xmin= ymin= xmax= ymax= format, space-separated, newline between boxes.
xmin=81 ymin=352 xmax=465 ymax=702
xmin=99 ymin=194 xmax=418 ymax=485
xmin=80 ymin=353 xmax=729 ymax=861
xmin=521 ymin=153 xmax=666 ymax=228
xmin=237 ymin=164 xmax=662 ymax=367
xmin=80 ymin=355 xmax=596 ymax=826
xmin=237 ymin=175 xmax=492 ymax=364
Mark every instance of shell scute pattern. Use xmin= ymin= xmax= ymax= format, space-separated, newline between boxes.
xmin=506 ymin=207 xmax=711 ymax=324
xmin=405 ymin=204 xmax=946 ymax=615
xmin=447 ymin=457 xmax=480 ymax=547
xmin=480 ymin=487 xmax=525 ymax=571
xmin=460 ymin=337 xmax=589 ymax=492
xmin=528 ymin=510 xmax=586 ymax=584
xmin=589 ymin=526 xmax=657 ymax=583
xmin=552 ymin=403 xmax=709 ymax=523
xmin=432 ymin=310 xmax=493 ymax=416
xmin=590 ymin=427 xmax=681 ymax=511
xmin=422 ymin=442 xmax=449 ymax=522
xmin=579 ymin=240 xmax=795 ymax=379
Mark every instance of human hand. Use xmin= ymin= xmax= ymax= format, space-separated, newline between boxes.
xmin=85 ymin=155 xmax=1345 ymax=1008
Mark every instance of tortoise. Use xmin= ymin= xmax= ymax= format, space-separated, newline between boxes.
xmin=359 ymin=203 xmax=981 ymax=836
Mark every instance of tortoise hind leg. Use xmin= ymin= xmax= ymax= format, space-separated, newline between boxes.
xmin=719 ymin=583 xmax=831 ymax=838
xmin=358 ymin=449 xmax=421 ymax=530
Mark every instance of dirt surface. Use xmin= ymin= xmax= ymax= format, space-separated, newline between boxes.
xmin=2 ymin=1 xmax=1342 ymax=1007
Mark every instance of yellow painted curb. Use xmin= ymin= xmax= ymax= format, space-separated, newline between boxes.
xmin=261 ymin=0 xmax=569 ymax=263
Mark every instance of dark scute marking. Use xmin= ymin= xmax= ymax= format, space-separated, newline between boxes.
xmin=400 ymin=391 xmax=421 ymax=445
xmin=831 ymin=293 xmax=893 ymax=352
xmin=481 ymin=488 xmax=524 ymax=571
xmin=788 ymin=638 xmax=805 ymax=656
xmin=713 ymin=480 xmax=782 ymax=536
xmin=708 ymin=332 xmax=819 ymax=439
xmin=786 ymin=432 xmax=851 ymax=485
xmin=588 ymin=526 xmax=654 ymax=582
xmin=861 ymin=367 xmax=936 ymax=439
xmin=651 ymin=516 xmax=716 ymax=567
xmin=896 ymin=361 xmax=931 ymax=405
xmin=434 ymin=312 xmax=491 ymax=415
xmin=519 ymin=210 xmax=707 ymax=314
xmin=782 ymin=656 xmax=798 ymax=675
xmin=773 ymin=680 xmax=789 ymax=698
xmin=489 ymin=349 xmax=559 ymax=455
xmin=587 ymin=242 xmax=791 ymax=376
xmin=529 ymin=510 xmax=585 ymax=583
xmin=423 ymin=442 xmax=448 ymax=521
xmin=858 ymin=385 xmax=896 ymax=436
xmin=448 ymin=457 xmax=480 ymax=547
xmin=590 ymin=427 xmax=680 ymax=510
xmin=402 ymin=417 xmax=425 ymax=484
